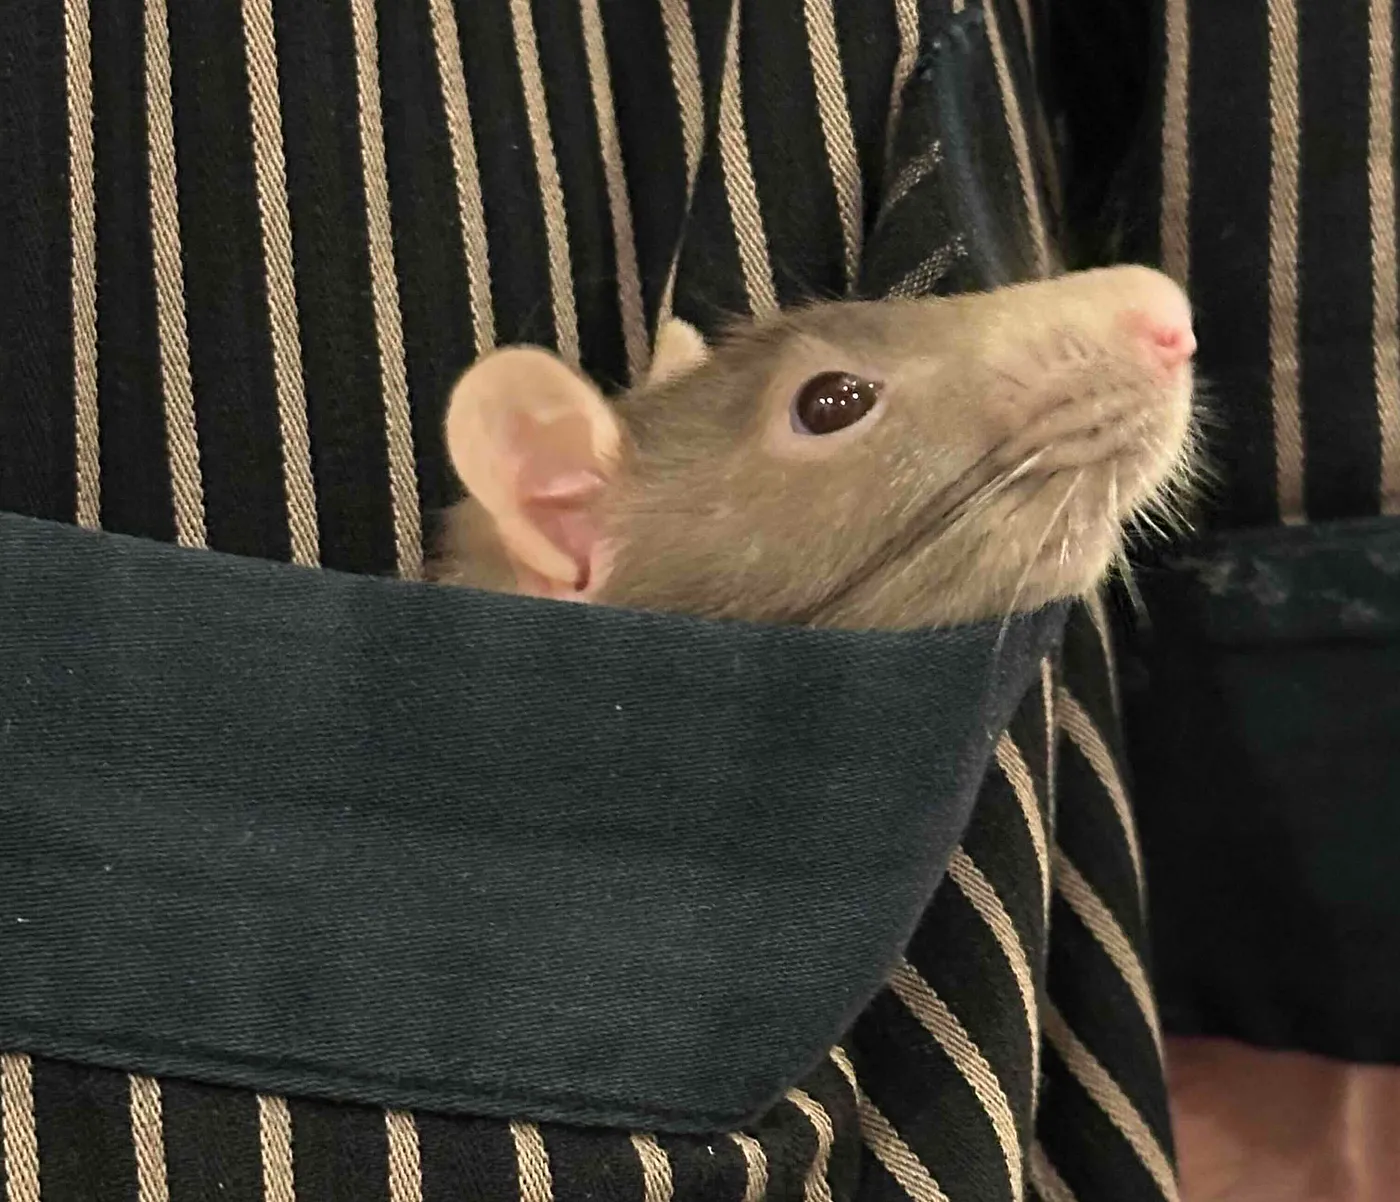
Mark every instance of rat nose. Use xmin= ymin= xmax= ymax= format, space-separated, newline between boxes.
xmin=1119 ymin=305 xmax=1197 ymax=374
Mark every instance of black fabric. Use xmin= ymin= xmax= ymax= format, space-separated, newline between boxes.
xmin=1120 ymin=514 xmax=1400 ymax=1061
xmin=0 ymin=0 xmax=1177 ymax=1198
xmin=0 ymin=510 xmax=1066 ymax=1132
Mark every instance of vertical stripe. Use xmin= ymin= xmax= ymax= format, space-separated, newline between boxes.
xmin=889 ymin=961 xmax=1023 ymax=1201
xmin=885 ymin=0 xmax=920 ymax=158
xmin=258 ymin=1095 xmax=295 ymax=1202
xmin=996 ymin=733 xmax=1050 ymax=921
xmin=728 ymin=1132 xmax=768 ymax=1202
xmin=1161 ymin=0 xmax=1190 ymax=284
xmin=1 ymin=1055 xmax=39 ymax=1202
xmin=349 ymin=0 xmax=423 ymax=578
xmin=508 ymin=0 xmax=580 ymax=367
xmin=509 ymin=1122 xmax=553 ymax=1202
xmin=1056 ymin=690 xmax=1146 ymax=903
xmin=580 ymin=0 xmax=648 ymax=381
xmin=1372 ymin=0 xmax=1400 ymax=510
xmin=66 ymin=0 xmax=100 ymax=530
xmin=803 ymin=0 xmax=863 ymax=291
xmin=982 ymin=0 xmax=1049 ymax=278
xmin=129 ymin=1076 xmax=170 ymax=1202
xmin=629 ymin=1133 xmax=673 ymax=1202
xmin=657 ymin=0 xmax=705 ymax=321
xmin=1085 ymin=592 xmax=1121 ymax=723
xmin=1041 ymin=1005 xmax=1179 ymax=1201
xmin=947 ymin=849 xmax=1040 ymax=1109
xmin=1052 ymin=850 xmax=1165 ymax=1060
xmin=144 ymin=0 xmax=207 ymax=548
xmin=1028 ymin=1143 xmax=1078 ymax=1202
xmin=385 ymin=1112 xmax=421 ymax=1202
xmin=243 ymin=0 xmax=319 ymax=567
xmin=1268 ymin=0 xmax=1305 ymax=521
xmin=717 ymin=2 xmax=779 ymax=318
xmin=1041 ymin=655 xmax=1057 ymax=829
xmin=786 ymin=1090 xmax=835 ymax=1202
xmin=827 ymin=1049 xmax=949 ymax=1202
xmin=1012 ymin=0 xmax=1035 ymax=80
xmin=428 ymin=0 xmax=496 ymax=356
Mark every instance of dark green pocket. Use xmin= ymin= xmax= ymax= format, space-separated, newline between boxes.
xmin=1122 ymin=514 xmax=1400 ymax=1062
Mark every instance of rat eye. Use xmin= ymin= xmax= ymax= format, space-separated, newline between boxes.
xmin=791 ymin=371 xmax=881 ymax=435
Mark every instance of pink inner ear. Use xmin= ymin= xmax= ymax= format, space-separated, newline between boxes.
xmin=524 ymin=504 xmax=598 ymax=590
xmin=520 ymin=470 xmax=606 ymax=591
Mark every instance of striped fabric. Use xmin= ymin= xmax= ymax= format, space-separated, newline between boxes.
xmin=1103 ymin=0 xmax=1400 ymax=525
xmin=0 ymin=1 xmax=1173 ymax=1199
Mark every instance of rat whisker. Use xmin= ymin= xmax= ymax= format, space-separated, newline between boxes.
xmin=994 ymin=471 xmax=1083 ymax=655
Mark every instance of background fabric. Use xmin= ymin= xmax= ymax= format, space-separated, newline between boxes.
xmin=0 ymin=1 xmax=1172 ymax=1198
xmin=1036 ymin=0 xmax=1400 ymax=1066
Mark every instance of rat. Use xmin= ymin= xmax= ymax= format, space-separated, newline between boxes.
xmin=428 ymin=265 xmax=1198 ymax=631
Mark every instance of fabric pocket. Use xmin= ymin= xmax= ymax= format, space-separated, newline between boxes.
xmin=1120 ymin=514 xmax=1400 ymax=1062
xmin=0 ymin=511 xmax=1065 ymax=1133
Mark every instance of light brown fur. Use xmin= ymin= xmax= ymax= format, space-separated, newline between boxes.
xmin=432 ymin=266 xmax=1199 ymax=630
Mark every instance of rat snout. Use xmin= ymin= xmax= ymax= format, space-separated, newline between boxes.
xmin=1108 ymin=268 xmax=1196 ymax=376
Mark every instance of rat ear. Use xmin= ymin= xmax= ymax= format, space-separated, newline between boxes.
xmin=647 ymin=318 xmax=709 ymax=385
xmin=444 ymin=347 xmax=622 ymax=598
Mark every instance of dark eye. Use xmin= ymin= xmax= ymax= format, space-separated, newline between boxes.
xmin=791 ymin=371 xmax=882 ymax=435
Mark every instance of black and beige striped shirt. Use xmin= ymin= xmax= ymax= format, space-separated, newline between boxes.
xmin=2 ymin=0 xmax=1393 ymax=1199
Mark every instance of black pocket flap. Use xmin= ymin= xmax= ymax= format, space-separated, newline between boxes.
xmin=0 ymin=513 xmax=1064 ymax=1132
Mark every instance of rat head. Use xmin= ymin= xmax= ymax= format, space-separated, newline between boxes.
xmin=435 ymin=265 xmax=1197 ymax=629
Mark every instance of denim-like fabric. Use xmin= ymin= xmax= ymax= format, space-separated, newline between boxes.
xmin=0 ymin=512 xmax=1066 ymax=1132
xmin=1123 ymin=514 xmax=1400 ymax=1062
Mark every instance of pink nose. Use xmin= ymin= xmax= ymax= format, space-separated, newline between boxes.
xmin=1121 ymin=306 xmax=1197 ymax=373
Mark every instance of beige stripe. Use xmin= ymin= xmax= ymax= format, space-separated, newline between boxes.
xmin=1 ymin=1055 xmax=39 ymax=1202
xmin=508 ymin=0 xmax=581 ymax=366
xmin=881 ymin=142 xmax=944 ymax=222
xmin=428 ymin=0 xmax=496 ymax=356
xmin=144 ymin=0 xmax=207 ymax=549
xmin=981 ymin=0 xmax=1049 ymax=278
xmin=803 ymin=0 xmax=863 ymax=291
xmin=1084 ymin=592 xmax=1122 ymax=723
xmin=947 ymin=848 xmax=1041 ymax=1109
xmin=886 ymin=0 xmax=920 ymax=158
xmin=1052 ymin=848 xmax=1165 ymax=1061
xmin=1028 ymin=1142 xmax=1079 ymax=1202
xmin=657 ymin=0 xmax=705 ymax=323
xmin=258 ymin=1095 xmax=296 ymax=1202
xmin=243 ymin=0 xmax=319 ymax=567
xmin=629 ymin=1133 xmax=673 ymax=1202
xmin=1042 ymin=1004 xmax=1179 ymax=1201
xmin=728 ymin=1132 xmax=769 ymax=1202
xmin=1012 ymin=0 xmax=1036 ymax=80
xmin=1371 ymin=0 xmax=1400 ymax=512
xmin=1056 ymin=689 xmax=1146 ymax=902
xmin=129 ymin=1076 xmax=170 ymax=1202
xmin=785 ymin=1090 xmax=835 ymax=1202
xmin=890 ymin=960 xmax=1023 ymax=1200
xmin=828 ymin=1048 xmax=950 ymax=1202
xmin=717 ymin=1 xmax=779 ymax=318
xmin=996 ymin=732 xmax=1050 ymax=922
xmin=1041 ymin=655 xmax=1057 ymax=830
xmin=385 ymin=1111 xmax=421 ymax=1202
xmin=887 ymin=239 xmax=964 ymax=299
xmin=1268 ymin=0 xmax=1305 ymax=521
xmin=66 ymin=0 xmax=100 ymax=530
xmin=509 ymin=1122 xmax=553 ymax=1202
xmin=349 ymin=0 xmax=423 ymax=579
xmin=580 ymin=0 xmax=648 ymax=380
xmin=1161 ymin=0 xmax=1190 ymax=285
